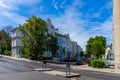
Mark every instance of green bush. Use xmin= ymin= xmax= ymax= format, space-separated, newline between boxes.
xmin=91 ymin=60 xmax=105 ymax=68
xmin=4 ymin=50 xmax=12 ymax=56
xmin=22 ymin=54 xmax=30 ymax=59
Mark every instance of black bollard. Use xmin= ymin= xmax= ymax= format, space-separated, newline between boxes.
xmin=44 ymin=61 xmax=46 ymax=69
xmin=42 ymin=61 xmax=44 ymax=69
xmin=66 ymin=62 xmax=71 ymax=75
xmin=42 ymin=61 xmax=47 ymax=70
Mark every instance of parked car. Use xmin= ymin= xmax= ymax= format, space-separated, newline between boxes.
xmin=76 ymin=59 xmax=86 ymax=65
xmin=85 ymin=58 xmax=91 ymax=64
xmin=105 ymin=60 xmax=115 ymax=68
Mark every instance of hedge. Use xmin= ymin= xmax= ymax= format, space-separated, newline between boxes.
xmin=91 ymin=60 xmax=105 ymax=68
xmin=4 ymin=50 xmax=12 ymax=56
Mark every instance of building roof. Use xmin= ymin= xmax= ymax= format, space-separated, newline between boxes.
xmin=55 ymin=33 xmax=70 ymax=39
xmin=11 ymin=27 xmax=18 ymax=32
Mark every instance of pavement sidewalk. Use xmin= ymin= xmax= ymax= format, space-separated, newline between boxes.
xmin=2 ymin=55 xmax=36 ymax=62
xmin=72 ymin=64 xmax=120 ymax=74
xmin=2 ymin=55 xmax=120 ymax=75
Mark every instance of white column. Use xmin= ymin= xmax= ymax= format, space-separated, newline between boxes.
xmin=113 ymin=0 xmax=120 ymax=69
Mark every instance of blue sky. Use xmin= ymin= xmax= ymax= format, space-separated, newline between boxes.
xmin=0 ymin=0 xmax=113 ymax=50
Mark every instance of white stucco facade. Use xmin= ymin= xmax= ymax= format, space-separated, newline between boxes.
xmin=56 ymin=33 xmax=73 ymax=60
xmin=11 ymin=28 xmax=22 ymax=58
xmin=47 ymin=18 xmax=58 ymax=35
xmin=72 ymin=41 xmax=77 ymax=57
xmin=105 ymin=44 xmax=114 ymax=60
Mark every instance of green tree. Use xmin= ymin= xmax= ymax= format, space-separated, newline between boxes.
xmin=0 ymin=30 xmax=11 ymax=54
xmin=86 ymin=36 xmax=106 ymax=59
xmin=19 ymin=16 xmax=48 ymax=59
xmin=47 ymin=34 xmax=59 ymax=57
xmin=80 ymin=51 xmax=84 ymax=57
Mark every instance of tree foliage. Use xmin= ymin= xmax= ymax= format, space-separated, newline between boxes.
xmin=0 ymin=26 xmax=12 ymax=55
xmin=80 ymin=51 xmax=85 ymax=57
xmin=86 ymin=36 xmax=106 ymax=59
xmin=47 ymin=34 xmax=59 ymax=57
xmin=19 ymin=16 xmax=48 ymax=59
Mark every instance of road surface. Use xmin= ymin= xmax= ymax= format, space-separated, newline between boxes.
xmin=0 ymin=56 xmax=119 ymax=80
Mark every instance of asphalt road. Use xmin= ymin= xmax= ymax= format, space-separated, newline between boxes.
xmin=0 ymin=56 xmax=120 ymax=80
xmin=0 ymin=57 xmax=70 ymax=80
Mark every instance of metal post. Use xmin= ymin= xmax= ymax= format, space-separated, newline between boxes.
xmin=42 ymin=61 xmax=46 ymax=70
xmin=66 ymin=67 xmax=67 ymax=75
xmin=42 ymin=62 xmax=44 ymax=69
xmin=69 ymin=67 xmax=71 ymax=75
xmin=45 ymin=62 xmax=46 ymax=69
xmin=66 ymin=62 xmax=71 ymax=75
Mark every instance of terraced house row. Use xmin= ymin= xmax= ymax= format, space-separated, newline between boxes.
xmin=11 ymin=18 xmax=82 ymax=61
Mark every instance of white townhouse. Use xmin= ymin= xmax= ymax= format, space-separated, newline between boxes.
xmin=72 ymin=41 xmax=77 ymax=57
xmin=46 ymin=18 xmax=73 ymax=60
xmin=11 ymin=18 xmax=82 ymax=60
xmin=105 ymin=44 xmax=114 ymax=60
xmin=43 ymin=18 xmax=58 ymax=57
xmin=104 ymin=44 xmax=114 ymax=67
xmin=11 ymin=28 xmax=22 ymax=58
xmin=47 ymin=18 xmax=58 ymax=35
xmin=71 ymin=41 xmax=82 ymax=60
xmin=56 ymin=33 xmax=72 ymax=60
xmin=77 ymin=45 xmax=82 ymax=60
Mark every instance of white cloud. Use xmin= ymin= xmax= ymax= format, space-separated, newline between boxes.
xmin=3 ymin=11 xmax=27 ymax=24
xmin=88 ymin=16 xmax=113 ymax=43
xmin=0 ymin=0 xmax=40 ymax=7
xmin=86 ymin=9 xmax=101 ymax=18
xmin=0 ymin=1 xmax=9 ymax=9
xmin=0 ymin=11 xmax=27 ymax=28
xmin=60 ymin=0 xmax=67 ymax=8
xmin=52 ymin=0 xmax=59 ymax=10
xmin=53 ymin=2 xmax=59 ymax=10
xmin=0 ymin=0 xmax=40 ymax=27
xmin=72 ymin=0 xmax=85 ymax=8
xmin=49 ymin=2 xmax=87 ymax=50
xmin=51 ymin=0 xmax=85 ymax=10
xmin=49 ymin=1 xmax=113 ymax=50
xmin=0 ymin=1 xmax=16 ymax=11
xmin=101 ymin=1 xmax=113 ymax=10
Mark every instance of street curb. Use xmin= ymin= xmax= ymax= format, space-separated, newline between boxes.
xmin=56 ymin=74 xmax=81 ymax=78
xmin=33 ymin=68 xmax=52 ymax=72
xmin=72 ymin=67 xmax=120 ymax=75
